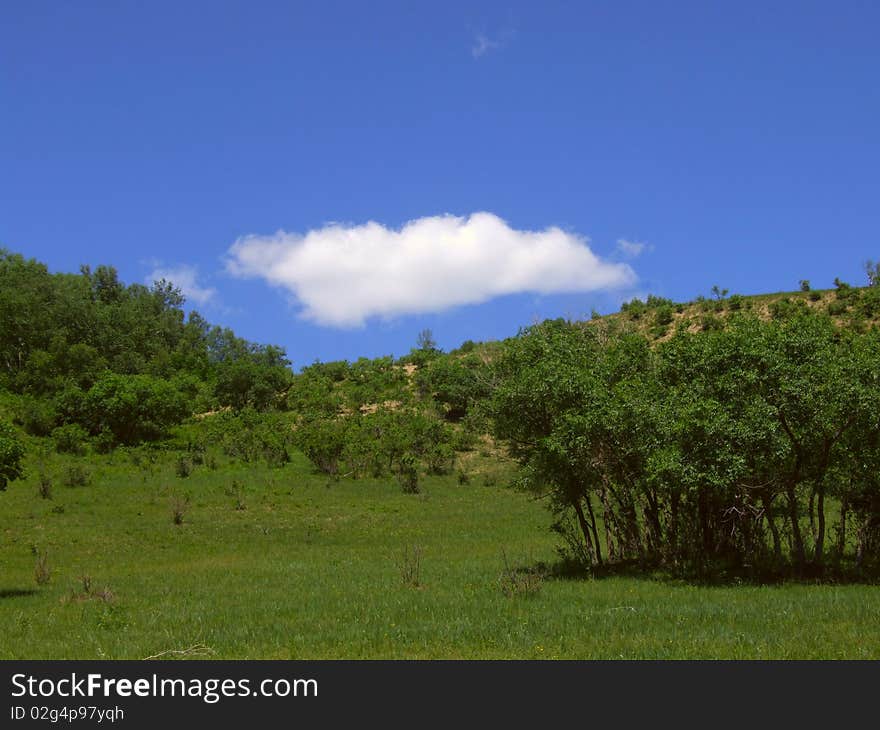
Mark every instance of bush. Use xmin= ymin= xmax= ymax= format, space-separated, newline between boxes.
xmin=769 ymin=297 xmax=808 ymax=320
xmin=727 ymin=294 xmax=746 ymax=311
xmin=82 ymin=373 xmax=190 ymax=445
xmin=654 ymin=304 xmax=674 ymax=326
xmin=293 ymin=416 xmax=348 ymax=476
xmin=396 ymin=545 xmax=423 ymax=587
xmin=0 ymin=421 xmax=26 ymax=491
xmin=498 ymin=551 xmax=544 ymax=598
xmin=827 ymin=300 xmax=848 ymax=316
xmin=171 ymin=494 xmax=189 ymax=525
xmin=395 ymin=453 xmax=420 ymax=494
xmin=175 ymin=456 xmax=193 ymax=478
xmin=18 ymin=397 xmax=57 ymax=436
xmin=62 ymin=464 xmax=91 ymax=487
xmin=37 ymin=472 xmax=52 ymax=500
xmin=620 ymin=298 xmax=647 ymax=320
xmin=52 ymin=423 xmax=89 ymax=455
xmin=34 ymin=551 xmax=51 ymax=586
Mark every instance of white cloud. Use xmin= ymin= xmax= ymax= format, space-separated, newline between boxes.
xmin=616 ymin=238 xmax=651 ymax=258
xmin=146 ymin=264 xmax=216 ymax=306
xmin=226 ymin=212 xmax=637 ymax=328
xmin=471 ymin=28 xmax=515 ymax=58
xmin=472 ymin=33 xmax=501 ymax=58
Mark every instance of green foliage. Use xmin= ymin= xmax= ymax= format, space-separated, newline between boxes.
xmin=489 ymin=310 xmax=880 ymax=577
xmin=292 ymin=416 xmax=349 ymax=476
xmin=769 ymin=296 xmax=808 ymax=320
xmin=17 ymin=396 xmax=58 ymax=437
xmin=201 ymin=409 xmax=292 ymax=467
xmin=61 ymin=464 xmax=91 ymax=488
xmin=727 ymin=294 xmax=746 ymax=311
xmin=213 ymin=351 xmax=292 ymax=411
xmin=619 ymin=296 xmax=675 ymax=320
xmin=700 ymin=314 xmax=724 ymax=331
xmin=81 ymin=373 xmax=190 ymax=445
xmin=0 ymin=249 xmax=294 ymax=450
xmin=416 ymin=353 xmax=493 ymax=421
xmin=654 ymin=304 xmax=674 ymax=327
xmin=51 ymin=423 xmax=89 ymax=455
xmin=0 ymin=420 xmax=25 ymax=490
xmin=826 ymin=299 xmax=848 ymax=316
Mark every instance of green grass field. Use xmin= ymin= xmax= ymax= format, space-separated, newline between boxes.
xmin=2 ymin=448 xmax=879 ymax=659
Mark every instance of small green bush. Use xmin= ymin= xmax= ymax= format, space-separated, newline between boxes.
xmin=827 ymin=300 xmax=848 ymax=316
xmin=52 ymin=423 xmax=89 ymax=455
xmin=0 ymin=421 xmax=26 ymax=491
xmin=175 ymin=456 xmax=194 ymax=478
xmin=62 ymin=464 xmax=91 ymax=488
xmin=654 ymin=304 xmax=674 ymax=326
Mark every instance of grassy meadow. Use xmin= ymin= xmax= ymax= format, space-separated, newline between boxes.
xmin=2 ymin=446 xmax=878 ymax=660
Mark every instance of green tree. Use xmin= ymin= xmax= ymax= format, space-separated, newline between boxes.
xmin=0 ymin=421 xmax=25 ymax=491
xmin=82 ymin=373 xmax=190 ymax=444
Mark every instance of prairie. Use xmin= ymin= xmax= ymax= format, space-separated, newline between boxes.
xmin=2 ymin=447 xmax=878 ymax=660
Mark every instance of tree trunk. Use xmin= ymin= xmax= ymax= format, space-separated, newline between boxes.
xmin=584 ymin=493 xmax=603 ymax=566
xmin=601 ymin=487 xmax=616 ymax=561
xmin=762 ymin=492 xmax=782 ymax=565
xmin=813 ymin=482 xmax=826 ymax=570
xmin=836 ymin=494 xmax=848 ymax=565
xmin=786 ymin=482 xmax=807 ymax=570
xmin=571 ymin=498 xmax=595 ymax=565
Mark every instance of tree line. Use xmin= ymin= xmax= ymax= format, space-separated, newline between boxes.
xmin=2 ymin=246 xmax=880 ymax=578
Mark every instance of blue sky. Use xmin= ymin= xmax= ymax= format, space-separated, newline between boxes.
xmin=2 ymin=1 xmax=878 ymax=367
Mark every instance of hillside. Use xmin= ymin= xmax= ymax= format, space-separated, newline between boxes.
xmin=2 ymin=250 xmax=880 ymax=659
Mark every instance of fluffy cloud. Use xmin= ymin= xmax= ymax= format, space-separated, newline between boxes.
xmin=226 ymin=212 xmax=637 ymax=328
xmin=146 ymin=264 xmax=216 ymax=306
xmin=616 ymin=238 xmax=650 ymax=258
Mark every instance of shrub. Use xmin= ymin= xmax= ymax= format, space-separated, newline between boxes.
xmin=52 ymin=423 xmax=89 ymax=455
xmin=231 ymin=480 xmax=247 ymax=511
xmin=395 ymin=453 xmax=420 ymax=494
xmin=620 ymin=298 xmax=647 ymax=320
xmin=293 ymin=416 xmax=348 ymax=476
xmin=37 ymin=472 xmax=52 ymax=500
xmin=827 ymin=300 xmax=848 ymax=316
xmin=425 ymin=442 xmax=455 ymax=475
xmin=175 ymin=456 xmax=193 ymax=478
xmin=654 ymin=304 xmax=674 ymax=326
xmin=34 ymin=551 xmax=51 ymax=585
xmin=62 ymin=464 xmax=91 ymax=487
xmin=0 ymin=420 xmax=26 ymax=491
xmin=171 ymin=494 xmax=189 ymax=525
xmin=498 ymin=551 xmax=544 ymax=598
xmin=727 ymin=294 xmax=745 ymax=311
xmin=769 ymin=297 xmax=811 ymax=320
xmin=18 ymin=397 xmax=57 ymax=437
xmin=82 ymin=373 xmax=190 ymax=445
xmin=396 ymin=545 xmax=423 ymax=587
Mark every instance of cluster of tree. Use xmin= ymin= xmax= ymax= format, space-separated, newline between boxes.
xmin=0 ymin=249 xmax=293 ymax=447
xmin=4 ymin=245 xmax=879 ymax=580
xmin=489 ymin=309 xmax=880 ymax=577
xmin=292 ymin=407 xmax=460 ymax=492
